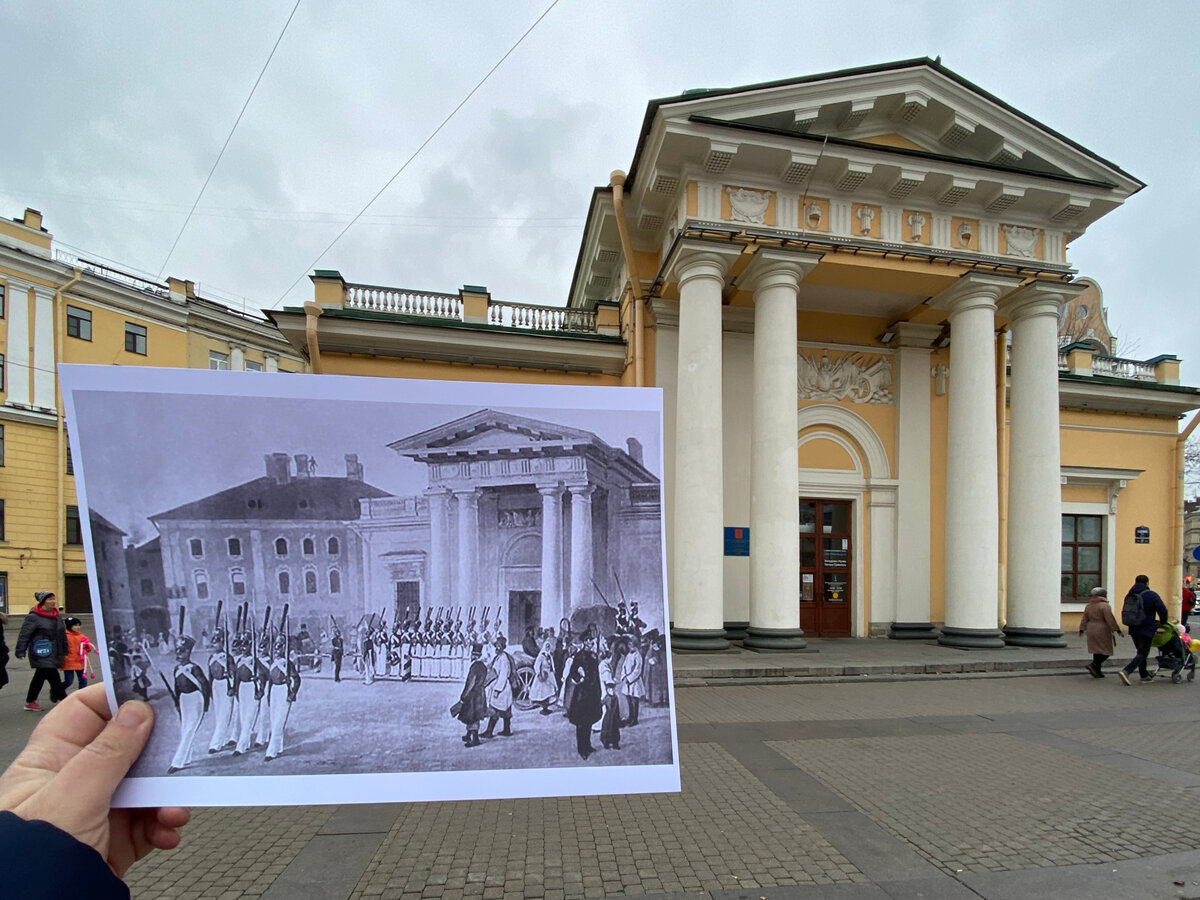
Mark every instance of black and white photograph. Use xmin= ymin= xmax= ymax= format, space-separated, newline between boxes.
xmin=60 ymin=366 xmax=678 ymax=807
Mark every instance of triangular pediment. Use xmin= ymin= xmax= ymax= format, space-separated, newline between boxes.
xmin=388 ymin=409 xmax=601 ymax=456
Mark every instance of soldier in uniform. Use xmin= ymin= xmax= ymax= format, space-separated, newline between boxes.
xmin=206 ymin=604 xmax=237 ymax=754
xmin=360 ymin=621 xmax=375 ymax=684
xmin=167 ymin=608 xmax=212 ymax=774
xmin=232 ymin=605 xmax=258 ymax=755
xmin=252 ymin=614 xmax=274 ymax=749
xmin=265 ymin=622 xmax=301 ymax=761
xmin=330 ymin=623 xmax=344 ymax=683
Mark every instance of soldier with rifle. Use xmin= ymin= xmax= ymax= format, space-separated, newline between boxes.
xmin=232 ymin=603 xmax=258 ymax=755
xmin=329 ymin=616 xmax=344 ymax=683
xmin=359 ymin=616 xmax=376 ymax=684
xmin=252 ymin=606 xmax=274 ymax=749
xmin=265 ymin=604 xmax=301 ymax=761
xmin=166 ymin=606 xmax=211 ymax=774
xmin=206 ymin=600 xmax=237 ymax=754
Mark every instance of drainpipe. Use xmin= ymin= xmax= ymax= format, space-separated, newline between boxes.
xmin=1173 ymin=410 xmax=1200 ymax=619
xmin=56 ymin=267 xmax=84 ymax=608
xmin=609 ymin=171 xmax=644 ymax=387
xmin=303 ymin=302 xmax=323 ymax=374
xmin=995 ymin=327 xmax=1009 ymax=627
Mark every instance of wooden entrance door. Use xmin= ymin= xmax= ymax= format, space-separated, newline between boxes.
xmin=798 ymin=499 xmax=852 ymax=637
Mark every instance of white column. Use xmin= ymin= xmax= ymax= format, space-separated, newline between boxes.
xmin=667 ymin=242 xmax=742 ymax=650
xmin=426 ymin=487 xmax=452 ymax=609
xmin=742 ymin=249 xmax=821 ymax=650
xmin=231 ymin=346 xmax=245 ymax=371
xmin=868 ymin=487 xmax=898 ymax=636
xmin=5 ymin=278 xmax=31 ymax=406
xmin=937 ymin=274 xmax=1022 ymax=649
xmin=889 ymin=323 xmax=942 ymax=639
xmin=538 ymin=483 xmax=563 ymax=630
xmin=455 ymin=490 xmax=480 ymax=608
xmin=1002 ymin=283 xmax=1081 ymax=646
xmin=32 ymin=285 xmax=55 ymax=410
xmin=567 ymin=484 xmax=595 ymax=618
xmin=265 ymin=355 xmax=279 ymax=373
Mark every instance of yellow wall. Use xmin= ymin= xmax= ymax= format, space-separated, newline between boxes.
xmin=61 ymin=301 xmax=187 ymax=367
xmin=319 ymin=353 xmax=623 ymax=386
xmin=797 ymin=434 xmax=858 ymax=471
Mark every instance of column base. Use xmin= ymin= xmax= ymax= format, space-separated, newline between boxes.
xmin=888 ymin=622 xmax=939 ymax=641
xmin=937 ymin=626 xmax=1006 ymax=650
xmin=743 ymin=626 xmax=807 ymax=651
xmin=723 ymin=620 xmax=749 ymax=641
xmin=1002 ymin=626 xmax=1067 ymax=648
xmin=670 ymin=627 xmax=731 ymax=652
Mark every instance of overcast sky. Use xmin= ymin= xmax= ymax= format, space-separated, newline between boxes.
xmin=1 ymin=2 xmax=1197 ymax=387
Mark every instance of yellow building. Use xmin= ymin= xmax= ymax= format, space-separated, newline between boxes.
xmin=0 ymin=208 xmax=306 ymax=616
xmin=268 ymin=59 xmax=1200 ymax=650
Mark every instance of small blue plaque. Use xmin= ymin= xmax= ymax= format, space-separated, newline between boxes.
xmin=724 ymin=526 xmax=750 ymax=557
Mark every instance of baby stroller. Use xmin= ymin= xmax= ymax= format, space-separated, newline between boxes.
xmin=1151 ymin=624 xmax=1195 ymax=684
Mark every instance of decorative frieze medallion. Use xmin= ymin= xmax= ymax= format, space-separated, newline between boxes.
xmin=726 ymin=187 xmax=770 ymax=224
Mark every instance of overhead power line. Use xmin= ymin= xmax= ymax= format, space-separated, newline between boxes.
xmin=271 ymin=0 xmax=563 ymax=308
xmin=155 ymin=0 xmax=302 ymax=280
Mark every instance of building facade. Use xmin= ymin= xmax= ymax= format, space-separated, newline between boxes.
xmin=0 ymin=208 xmax=308 ymax=616
xmin=268 ymin=59 xmax=1199 ymax=650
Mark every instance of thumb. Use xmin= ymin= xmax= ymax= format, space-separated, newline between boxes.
xmin=55 ymin=701 xmax=154 ymax=812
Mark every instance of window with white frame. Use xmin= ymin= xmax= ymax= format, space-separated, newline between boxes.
xmin=209 ymin=350 xmax=230 ymax=370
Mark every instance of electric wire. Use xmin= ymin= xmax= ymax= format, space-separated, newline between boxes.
xmin=155 ymin=0 xmax=302 ymax=280
xmin=270 ymin=0 xmax=562 ymax=309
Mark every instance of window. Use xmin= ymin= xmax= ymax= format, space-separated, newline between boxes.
xmin=194 ymin=571 xmax=209 ymax=600
xmin=209 ymin=351 xmax=230 ymax=370
xmin=302 ymin=537 xmax=315 ymax=556
xmin=65 ymin=505 xmax=81 ymax=544
xmin=244 ymin=359 xmax=263 ymax=372
xmin=327 ymin=536 xmax=340 ymax=555
xmin=0 ymin=283 xmax=5 ymax=318
xmin=227 ymin=537 xmax=242 ymax=557
xmin=66 ymin=306 xmax=92 ymax=341
xmin=278 ymin=570 xmax=290 ymax=594
xmin=329 ymin=569 xmax=341 ymax=594
xmin=0 ymin=353 xmax=5 ymax=391
xmin=0 ymin=572 xmax=8 ymax=615
xmin=0 ymin=424 xmax=4 ymax=466
xmin=124 ymin=322 xmax=147 ymax=355
xmin=65 ymin=429 xmax=72 ymax=475
xmin=140 ymin=578 xmax=154 ymax=597
xmin=230 ymin=568 xmax=246 ymax=596
xmin=1062 ymin=514 xmax=1103 ymax=603
xmin=275 ymin=537 xmax=288 ymax=557
xmin=189 ymin=538 xmax=204 ymax=558
xmin=0 ymin=500 xmax=5 ymax=541
xmin=305 ymin=570 xmax=317 ymax=594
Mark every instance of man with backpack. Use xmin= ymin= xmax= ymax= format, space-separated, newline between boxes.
xmin=1118 ymin=574 xmax=1169 ymax=685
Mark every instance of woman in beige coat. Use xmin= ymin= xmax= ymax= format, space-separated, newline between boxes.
xmin=1078 ymin=586 xmax=1123 ymax=678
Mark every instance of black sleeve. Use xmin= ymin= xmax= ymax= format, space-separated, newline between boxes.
xmin=0 ymin=811 xmax=130 ymax=899
xmin=15 ymin=614 xmax=36 ymax=658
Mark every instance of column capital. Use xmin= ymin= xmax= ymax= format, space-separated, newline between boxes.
xmin=567 ymin=483 xmax=596 ymax=498
xmin=892 ymin=322 xmax=943 ymax=349
xmin=664 ymin=239 xmax=743 ymax=291
xmin=737 ymin=248 xmax=823 ymax=294
xmin=454 ymin=489 xmax=482 ymax=505
xmin=932 ymin=272 xmax=1024 ymax=316
xmin=998 ymin=279 xmax=1086 ymax=321
xmin=537 ymin=482 xmax=563 ymax=498
xmin=424 ymin=484 xmax=452 ymax=497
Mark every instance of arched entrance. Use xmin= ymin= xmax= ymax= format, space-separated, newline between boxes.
xmin=499 ymin=533 xmax=541 ymax=645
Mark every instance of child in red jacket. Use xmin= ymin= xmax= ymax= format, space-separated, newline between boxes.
xmin=61 ymin=618 xmax=94 ymax=692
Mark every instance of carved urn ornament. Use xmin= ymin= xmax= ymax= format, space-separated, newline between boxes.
xmin=906 ymin=212 xmax=926 ymax=242
xmin=856 ymin=206 xmax=875 ymax=235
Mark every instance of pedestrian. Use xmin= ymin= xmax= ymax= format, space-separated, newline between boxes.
xmin=0 ymin=613 xmax=9 ymax=691
xmin=1077 ymin=587 xmax=1122 ymax=678
xmin=599 ymin=642 xmax=621 ymax=751
xmin=567 ymin=634 xmax=601 ymax=760
xmin=330 ymin=626 xmax=344 ymax=683
xmin=619 ymin=634 xmax=645 ymax=725
xmin=61 ymin=617 xmax=93 ymax=692
xmin=1183 ymin=580 xmax=1196 ymax=628
xmin=482 ymin=636 xmax=515 ymax=738
xmin=529 ymin=638 xmax=557 ymax=715
xmin=1118 ymin=574 xmax=1169 ymax=685
xmin=15 ymin=592 xmax=68 ymax=711
xmin=455 ymin=643 xmax=489 ymax=747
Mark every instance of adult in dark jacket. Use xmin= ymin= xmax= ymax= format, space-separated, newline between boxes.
xmin=0 ymin=684 xmax=190 ymax=899
xmin=0 ymin=612 xmax=10 ymax=690
xmin=457 ymin=643 xmax=489 ymax=747
xmin=14 ymin=592 xmax=69 ymax=710
xmin=567 ymin=637 xmax=602 ymax=760
xmin=1118 ymin=575 xmax=1169 ymax=685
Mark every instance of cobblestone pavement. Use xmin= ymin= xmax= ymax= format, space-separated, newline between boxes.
xmin=4 ymin=637 xmax=1200 ymax=899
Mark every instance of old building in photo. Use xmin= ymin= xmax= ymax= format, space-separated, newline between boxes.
xmin=267 ymin=59 xmax=1200 ymax=650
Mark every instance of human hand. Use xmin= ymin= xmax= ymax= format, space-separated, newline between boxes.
xmin=0 ymin=683 xmax=189 ymax=876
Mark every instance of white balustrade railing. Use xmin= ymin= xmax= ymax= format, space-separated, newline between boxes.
xmin=488 ymin=302 xmax=596 ymax=333
xmin=346 ymin=284 xmax=462 ymax=319
xmin=1091 ymin=355 xmax=1156 ymax=381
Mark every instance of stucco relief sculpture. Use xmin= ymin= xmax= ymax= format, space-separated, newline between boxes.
xmin=906 ymin=213 xmax=926 ymax=241
xmin=804 ymin=202 xmax=822 ymax=229
xmin=797 ymin=352 xmax=893 ymax=404
xmin=726 ymin=187 xmax=770 ymax=224
xmin=1003 ymin=225 xmax=1038 ymax=258
xmin=856 ymin=205 xmax=875 ymax=235
xmin=957 ymin=222 xmax=974 ymax=246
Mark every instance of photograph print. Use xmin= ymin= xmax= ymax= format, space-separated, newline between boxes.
xmin=61 ymin=365 xmax=677 ymax=808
